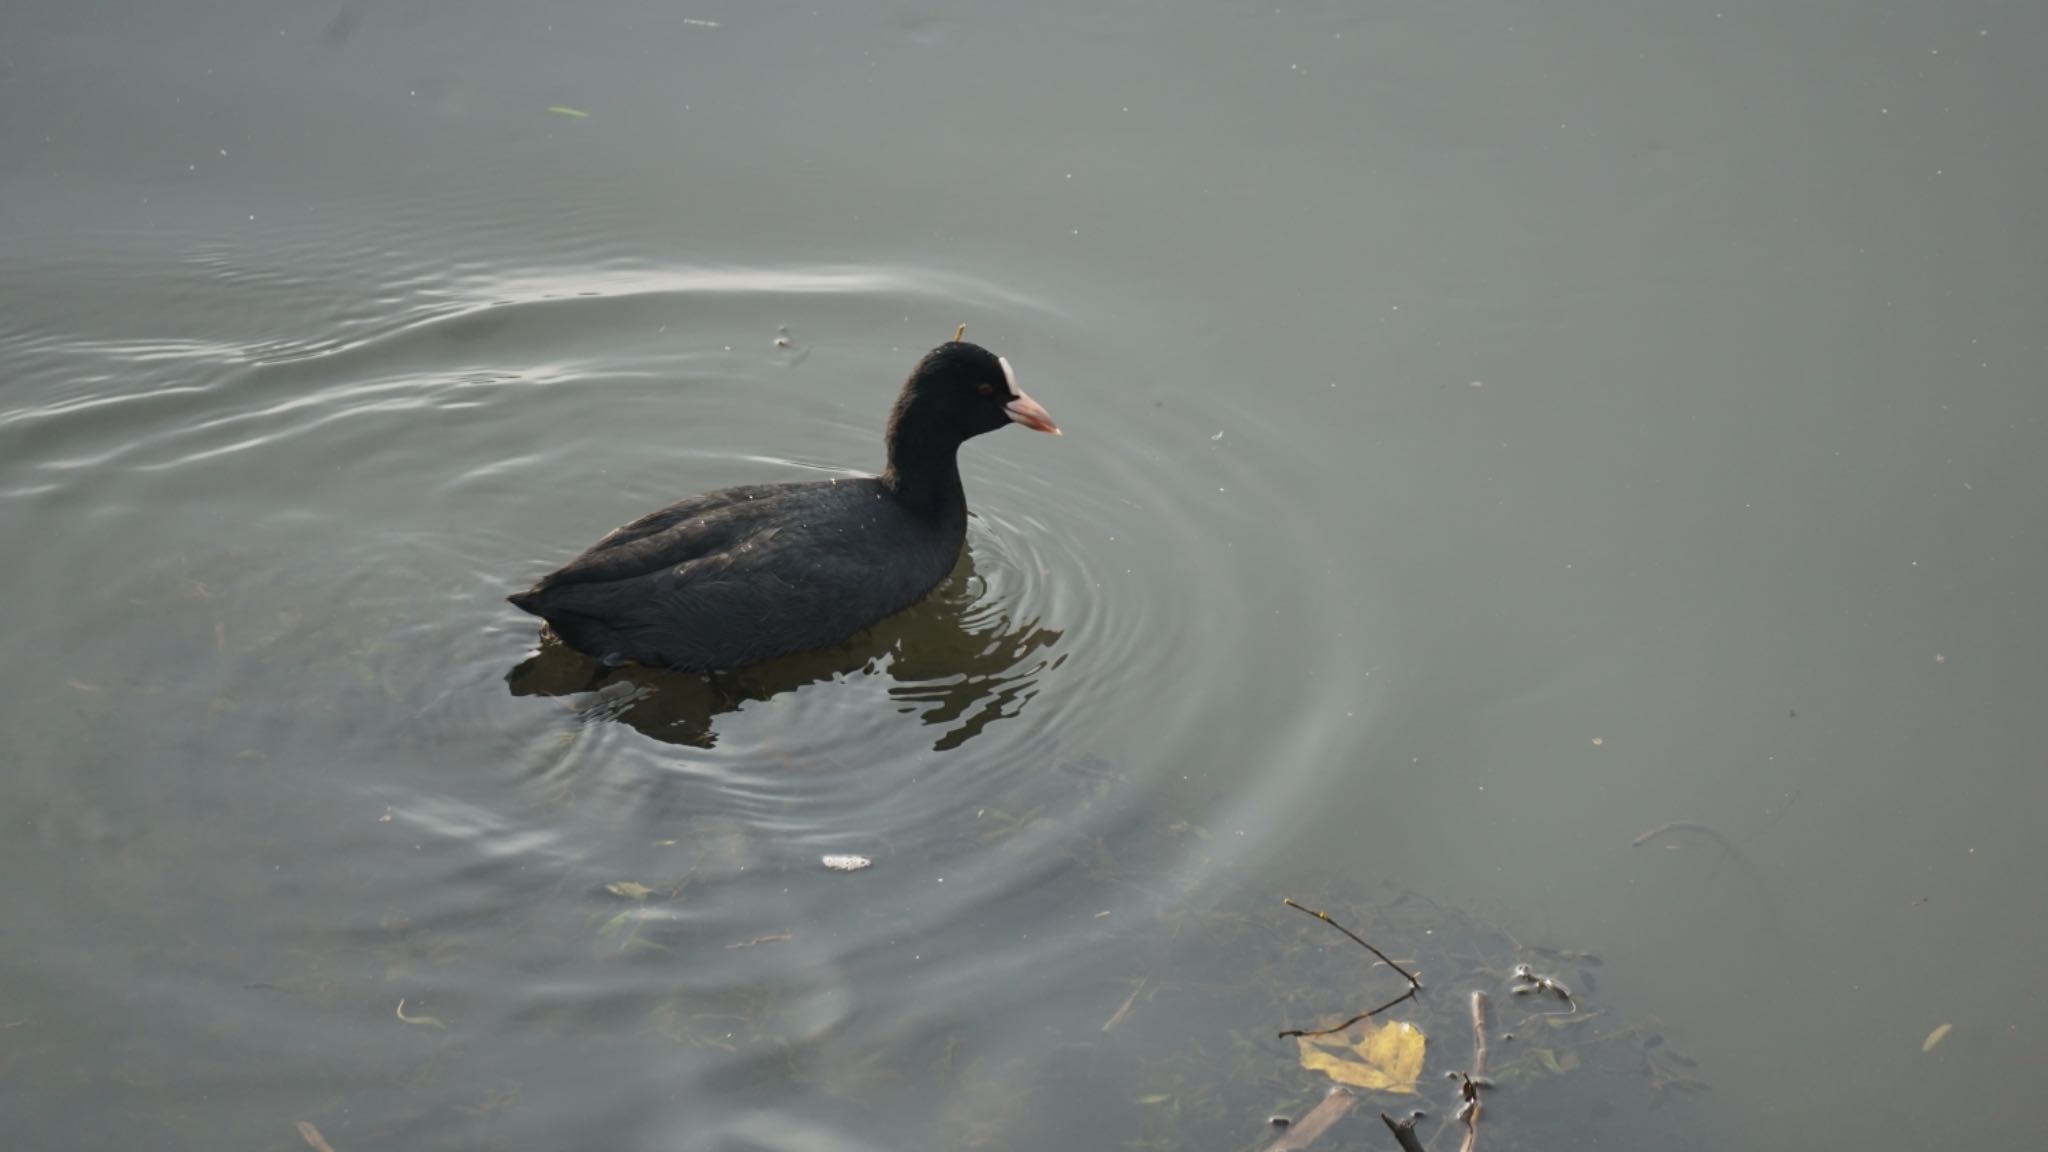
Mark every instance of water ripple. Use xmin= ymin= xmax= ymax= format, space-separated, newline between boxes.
xmin=1 ymin=248 xmax=1367 ymax=1152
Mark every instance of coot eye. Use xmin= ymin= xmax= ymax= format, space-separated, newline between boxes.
xmin=977 ymin=381 xmax=996 ymax=397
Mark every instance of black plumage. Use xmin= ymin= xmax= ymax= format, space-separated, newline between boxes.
xmin=508 ymin=340 xmax=1059 ymax=670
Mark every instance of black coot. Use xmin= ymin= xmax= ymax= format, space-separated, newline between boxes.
xmin=508 ymin=340 xmax=1060 ymax=671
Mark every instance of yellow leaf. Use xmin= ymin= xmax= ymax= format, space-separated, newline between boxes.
xmin=606 ymin=881 xmax=655 ymax=900
xmin=1295 ymin=1019 xmax=1426 ymax=1093
xmin=1922 ymin=1023 xmax=1952 ymax=1052
xmin=1532 ymin=1047 xmax=1580 ymax=1075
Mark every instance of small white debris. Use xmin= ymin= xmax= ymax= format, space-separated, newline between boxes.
xmin=822 ymin=854 xmax=873 ymax=872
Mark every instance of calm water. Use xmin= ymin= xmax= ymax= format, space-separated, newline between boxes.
xmin=4 ymin=1 xmax=2044 ymax=1148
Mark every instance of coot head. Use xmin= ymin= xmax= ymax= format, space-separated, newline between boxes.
xmin=886 ymin=341 xmax=1060 ymax=461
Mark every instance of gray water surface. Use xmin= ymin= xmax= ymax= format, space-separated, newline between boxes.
xmin=4 ymin=2 xmax=2045 ymax=1149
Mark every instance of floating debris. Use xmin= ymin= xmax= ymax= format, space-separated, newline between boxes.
xmin=605 ymin=881 xmax=656 ymax=900
xmin=725 ymin=933 xmax=793 ymax=950
xmin=394 ymin=998 xmax=445 ymax=1029
xmin=1923 ymin=1022 xmax=1953 ymax=1052
xmin=1295 ymin=1019 xmax=1426 ymax=1093
xmin=1264 ymin=1089 xmax=1356 ymax=1151
xmin=296 ymin=1121 xmax=338 ymax=1152
xmin=547 ymin=106 xmax=590 ymax=118
xmin=1101 ymin=975 xmax=1149 ymax=1033
xmin=821 ymin=854 xmax=872 ymax=872
xmin=1512 ymin=964 xmax=1574 ymax=1003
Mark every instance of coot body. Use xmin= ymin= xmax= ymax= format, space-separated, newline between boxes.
xmin=508 ymin=341 xmax=1059 ymax=671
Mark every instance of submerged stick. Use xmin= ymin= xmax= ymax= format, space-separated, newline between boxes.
xmin=1262 ymin=1088 xmax=1355 ymax=1151
xmin=1379 ymin=1111 xmax=1428 ymax=1152
xmin=1277 ymin=898 xmax=1422 ymax=1038
xmin=1631 ymin=819 xmax=1781 ymax=928
xmin=1630 ymin=820 xmax=1741 ymax=851
xmin=1469 ymin=992 xmax=1491 ymax=1079
xmin=1102 ymin=975 xmax=1149 ymax=1033
xmin=1459 ymin=991 xmax=1490 ymax=1152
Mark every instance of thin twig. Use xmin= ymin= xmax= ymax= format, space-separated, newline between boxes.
xmin=1277 ymin=994 xmax=1419 ymax=1041
xmin=1276 ymin=899 xmax=1422 ymax=1039
xmin=1282 ymin=899 xmax=1420 ymax=983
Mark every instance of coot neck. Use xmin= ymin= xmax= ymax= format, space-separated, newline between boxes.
xmin=880 ymin=440 xmax=968 ymax=524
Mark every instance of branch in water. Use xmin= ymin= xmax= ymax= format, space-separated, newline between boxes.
xmin=1275 ymin=898 xmax=1424 ymax=1039
xmin=1458 ymin=991 xmax=1491 ymax=1152
xmin=1379 ymin=1110 xmax=1428 ymax=1152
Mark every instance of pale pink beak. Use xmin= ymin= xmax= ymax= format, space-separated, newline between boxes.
xmin=1004 ymin=391 xmax=1061 ymax=435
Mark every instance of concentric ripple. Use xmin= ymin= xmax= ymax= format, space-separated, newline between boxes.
xmin=0 ymin=246 xmax=1369 ymax=1152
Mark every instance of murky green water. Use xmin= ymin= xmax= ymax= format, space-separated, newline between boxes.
xmin=4 ymin=2 xmax=2044 ymax=1148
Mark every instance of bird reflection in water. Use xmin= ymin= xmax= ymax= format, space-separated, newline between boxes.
xmin=505 ymin=554 xmax=1062 ymax=751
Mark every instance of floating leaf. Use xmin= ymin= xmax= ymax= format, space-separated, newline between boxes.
xmin=1134 ymin=1094 xmax=1172 ymax=1105
xmin=1922 ymin=1023 xmax=1952 ymax=1052
xmin=547 ymin=106 xmax=590 ymax=118
xmin=597 ymin=909 xmax=635 ymax=936
xmin=606 ymin=881 xmax=655 ymax=900
xmin=1531 ymin=1047 xmax=1580 ymax=1075
xmin=1295 ymin=1019 xmax=1425 ymax=1093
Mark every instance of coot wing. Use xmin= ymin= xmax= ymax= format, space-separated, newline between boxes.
xmin=526 ymin=481 xmax=803 ymax=594
xmin=532 ymin=485 xmax=959 ymax=669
